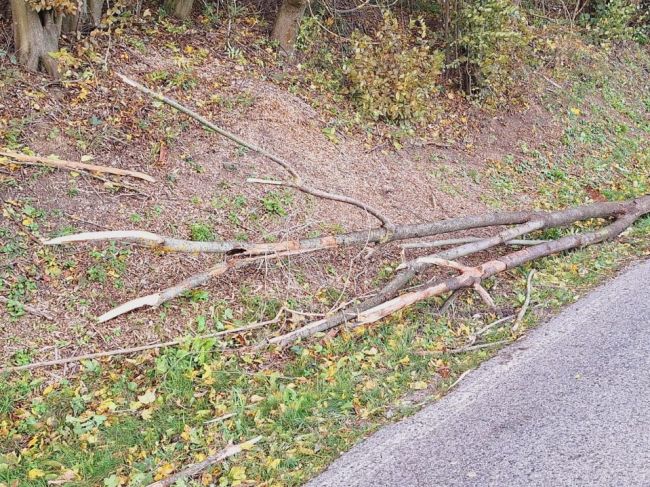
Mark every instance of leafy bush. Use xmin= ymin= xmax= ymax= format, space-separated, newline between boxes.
xmin=587 ymin=0 xmax=648 ymax=42
xmin=453 ymin=0 xmax=530 ymax=104
xmin=345 ymin=11 xmax=444 ymax=122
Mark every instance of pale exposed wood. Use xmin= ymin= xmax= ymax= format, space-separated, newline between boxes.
xmin=0 ymin=150 xmax=156 ymax=182
xmin=146 ymin=436 xmax=262 ymax=487
xmin=269 ymin=195 xmax=650 ymax=346
xmin=401 ymin=237 xmax=549 ymax=249
xmin=99 ymin=248 xmax=319 ymax=323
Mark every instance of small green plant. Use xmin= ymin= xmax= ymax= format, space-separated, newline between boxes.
xmin=261 ymin=191 xmax=292 ymax=217
xmin=189 ymin=222 xmax=214 ymax=241
xmin=345 ymin=11 xmax=444 ymax=122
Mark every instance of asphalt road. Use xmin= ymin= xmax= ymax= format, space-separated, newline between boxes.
xmin=307 ymin=260 xmax=650 ymax=487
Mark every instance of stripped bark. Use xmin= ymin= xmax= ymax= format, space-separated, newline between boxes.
xmin=268 ymin=195 xmax=649 ymax=346
xmin=354 ymin=204 xmax=647 ymax=326
xmin=40 ymin=195 xmax=649 ymax=329
xmin=98 ymin=248 xmax=319 ymax=322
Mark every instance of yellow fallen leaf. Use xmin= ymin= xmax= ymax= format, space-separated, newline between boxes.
xmin=154 ymin=463 xmax=175 ymax=480
xmin=27 ymin=468 xmax=45 ymax=480
xmin=22 ymin=217 xmax=33 ymax=226
xmin=141 ymin=408 xmax=153 ymax=421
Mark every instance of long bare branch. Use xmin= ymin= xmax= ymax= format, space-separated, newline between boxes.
xmin=269 ymin=195 xmax=649 ymax=346
xmin=44 ymin=198 xmax=631 ymax=255
xmin=116 ymin=72 xmax=394 ymax=228
xmin=0 ymin=150 xmax=155 ymax=182
xmin=99 ymin=248 xmax=318 ymax=322
xmin=354 ymin=204 xmax=647 ymax=326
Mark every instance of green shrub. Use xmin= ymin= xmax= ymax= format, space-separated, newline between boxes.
xmin=345 ymin=11 xmax=444 ymax=122
xmin=453 ymin=0 xmax=530 ymax=104
xmin=587 ymin=0 xmax=648 ymax=42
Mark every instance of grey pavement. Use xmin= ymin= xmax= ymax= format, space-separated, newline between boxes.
xmin=308 ymin=259 xmax=650 ymax=487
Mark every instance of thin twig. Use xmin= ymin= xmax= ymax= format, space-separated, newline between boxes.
xmin=512 ymin=270 xmax=537 ymax=332
xmin=0 ymin=318 xmax=274 ymax=374
xmin=0 ymin=296 xmax=55 ymax=321
xmin=401 ymin=237 xmax=549 ymax=250
xmin=146 ymin=436 xmax=262 ymax=487
xmin=204 ymin=413 xmax=236 ymax=425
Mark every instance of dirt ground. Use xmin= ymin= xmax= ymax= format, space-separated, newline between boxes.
xmin=0 ymin=15 xmax=565 ymax=364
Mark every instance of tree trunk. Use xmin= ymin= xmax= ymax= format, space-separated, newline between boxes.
xmin=164 ymin=0 xmax=195 ymax=19
xmin=10 ymin=0 xmax=62 ymax=77
xmin=62 ymin=0 xmax=104 ymax=34
xmin=271 ymin=0 xmax=307 ymax=54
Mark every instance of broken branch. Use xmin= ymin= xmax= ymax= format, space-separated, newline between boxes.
xmin=247 ymin=178 xmax=395 ymax=231
xmin=117 ymin=72 xmax=394 ymax=228
xmin=0 ymin=313 xmax=283 ymax=373
xmin=269 ymin=195 xmax=648 ymax=346
xmin=0 ymin=150 xmax=155 ymax=182
xmin=354 ymin=202 xmax=647 ymax=326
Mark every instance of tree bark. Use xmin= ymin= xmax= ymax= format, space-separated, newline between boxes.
xmin=10 ymin=0 xmax=62 ymax=77
xmin=164 ymin=0 xmax=195 ymax=19
xmin=271 ymin=0 xmax=308 ymax=54
xmin=62 ymin=0 xmax=104 ymax=33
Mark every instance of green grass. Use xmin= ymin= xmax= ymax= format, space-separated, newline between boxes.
xmin=1 ymin=27 xmax=648 ymax=487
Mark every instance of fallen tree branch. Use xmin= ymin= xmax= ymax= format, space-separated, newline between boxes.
xmin=117 ymin=72 xmax=394 ymax=229
xmin=247 ymin=178 xmax=394 ymax=231
xmin=98 ymin=248 xmax=318 ymax=322
xmin=354 ymin=201 xmax=647 ymax=326
xmin=44 ymin=199 xmax=624 ymax=255
xmin=268 ymin=195 xmax=648 ymax=346
xmin=0 ymin=150 xmax=156 ymax=182
xmin=146 ymin=436 xmax=262 ymax=487
xmin=400 ymin=237 xmax=549 ymax=249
